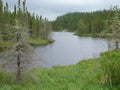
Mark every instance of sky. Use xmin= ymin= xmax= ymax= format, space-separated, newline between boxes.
xmin=2 ymin=0 xmax=120 ymax=21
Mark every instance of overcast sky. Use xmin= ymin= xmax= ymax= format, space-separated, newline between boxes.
xmin=2 ymin=0 xmax=120 ymax=21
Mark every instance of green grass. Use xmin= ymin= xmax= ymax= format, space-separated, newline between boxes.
xmin=0 ymin=52 xmax=120 ymax=90
xmin=0 ymin=41 xmax=12 ymax=51
xmin=74 ymin=33 xmax=103 ymax=38
xmin=29 ymin=38 xmax=54 ymax=46
xmin=0 ymin=38 xmax=54 ymax=51
xmin=0 ymin=41 xmax=11 ymax=47
xmin=74 ymin=33 xmax=116 ymax=39
xmin=74 ymin=33 xmax=113 ymax=38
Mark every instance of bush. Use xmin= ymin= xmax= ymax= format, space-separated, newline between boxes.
xmin=0 ymin=72 xmax=13 ymax=85
xmin=100 ymin=51 xmax=120 ymax=86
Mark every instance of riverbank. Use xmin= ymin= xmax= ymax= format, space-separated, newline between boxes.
xmin=0 ymin=41 xmax=11 ymax=51
xmin=0 ymin=38 xmax=54 ymax=51
xmin=29 ymin=38 xmax=54 ymax=46
xmin=0 ymin=51 xmax=120 ymax=90
xmin=74 ymin=33 xmax=115 ymax=38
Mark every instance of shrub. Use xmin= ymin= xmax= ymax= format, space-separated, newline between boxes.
xmin=100 ymin=51 xmax=120 ymax=86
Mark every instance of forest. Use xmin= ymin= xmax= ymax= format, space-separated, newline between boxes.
xmin=0 ymin=0 xmax=52 ymax=51
xmin=52 ymin=10 xmax=110 ymax=34
xmin=0 ymin=0 xmax=120 ymax=90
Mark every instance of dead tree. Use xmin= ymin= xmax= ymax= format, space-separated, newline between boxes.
xmin=0 ymin=19 xmax=34 ymax=81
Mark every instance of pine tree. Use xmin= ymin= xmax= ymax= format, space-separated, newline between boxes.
xmin=108 ymin=6 xmax=120 ymax=37
xmin=0 ymin=0 xmax=3 ymax=42
xmin=0 ymin=0 xmax=33 ymax=81
xmin=107 ymin=6 xmax=120 ymax=50
xmin=0 ymin=0 xmax=3 ymax=14
xmin=13 ymin=19 xmax=30 ymax=81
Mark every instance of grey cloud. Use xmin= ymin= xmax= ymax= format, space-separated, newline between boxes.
xmin=2 ymin=0 xmax=120 ymax=21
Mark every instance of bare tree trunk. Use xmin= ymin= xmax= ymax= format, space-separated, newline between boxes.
xmin=0 ymin=32 xmax=3 ymax=42
xmin=115 ymin=41 xmax=119 ymax=50
xmin=17 ymin=53 xmax=21 ymax=81
xmin=16 ymin=32 xmax=21 ymax=81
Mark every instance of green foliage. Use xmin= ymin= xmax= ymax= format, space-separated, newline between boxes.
xmin=52 ymin=11 xmax=109 ymax=33
xmin=0 ymin=41 xmax=12 ymax=51
xmin=0 ymin=72 xmax=14 ymax=85
xmin=0 ymin=41 xmax=10 ymax=47
xmin=99 ymin=7 xmax=120 ymax=86
xmin=0 ymin=58 xmax=120 ymax=90
xmin=104 ymin=6 xmax=120 ymax=38
xmin=0 ymin=0 xmax=52 ymax=44
xmin=100 ymin=51 xmax=120 ymax=86
xmin=29 ymin=38 xmax=54 ymax=46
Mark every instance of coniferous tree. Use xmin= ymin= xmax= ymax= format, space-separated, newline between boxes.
xmin=107 ymin=6 xmax=120 ymax=49
xmin=0 ymin=0 xmax=3 ymax=42
xmin=107 ymin=6 xmax=120 ymax=37
xmin=0 ymin=0 xmax=34 ymax=81
xmin=52 ymin=11 xmax=109 ymax=33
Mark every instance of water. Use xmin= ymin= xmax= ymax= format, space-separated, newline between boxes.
xmin=34 ymin=32 xmax=108 ymax=68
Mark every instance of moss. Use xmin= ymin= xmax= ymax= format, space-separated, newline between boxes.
xmin=0 ymin=41 xmax=12 ymax=51
xmin=74 ymin=33 xmax=103 ymax=38
xmin=0 ymin=38 xmax=54 ymax=51
xmin=0 ymin=41 xmax=11 ymax=47
xmin=74 ymin=33 xmax=119 ymax=39
xmin=29 ymin=38 xmax=54 ymax=46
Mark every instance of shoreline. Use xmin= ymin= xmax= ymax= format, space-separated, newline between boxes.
xmin=74 ymin=33 xmax=119 ymax=39
xmin=0 ymin=50 xmax=120 ymax=89
xmin=0 ymin=38 xmax=55 ymax=52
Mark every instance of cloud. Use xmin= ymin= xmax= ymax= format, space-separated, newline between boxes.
xmin=2 ymin=0 xmax=120 ymax=21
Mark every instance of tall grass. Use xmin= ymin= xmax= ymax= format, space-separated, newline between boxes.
xmin=0 ymin=52 xmax=120 ymax=90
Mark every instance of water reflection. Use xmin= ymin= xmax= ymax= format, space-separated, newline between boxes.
xmin=34 ymin=32 xmax=109 ymax=68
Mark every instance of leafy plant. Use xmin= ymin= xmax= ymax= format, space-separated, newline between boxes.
xmin=100 ymin=51 xmax=120 ymax=86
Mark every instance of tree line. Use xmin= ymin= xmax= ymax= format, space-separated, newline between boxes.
xmin=0 ymin=0 xmax=52 ymax=42
xmin=0 ymin=0 xmax=52 ymax=81
xmin=51 ymin=10 xmax=110 ymax=33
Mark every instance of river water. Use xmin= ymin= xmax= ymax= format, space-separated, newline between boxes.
xmin=34 ymin=32 xmax=108 ymax=68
